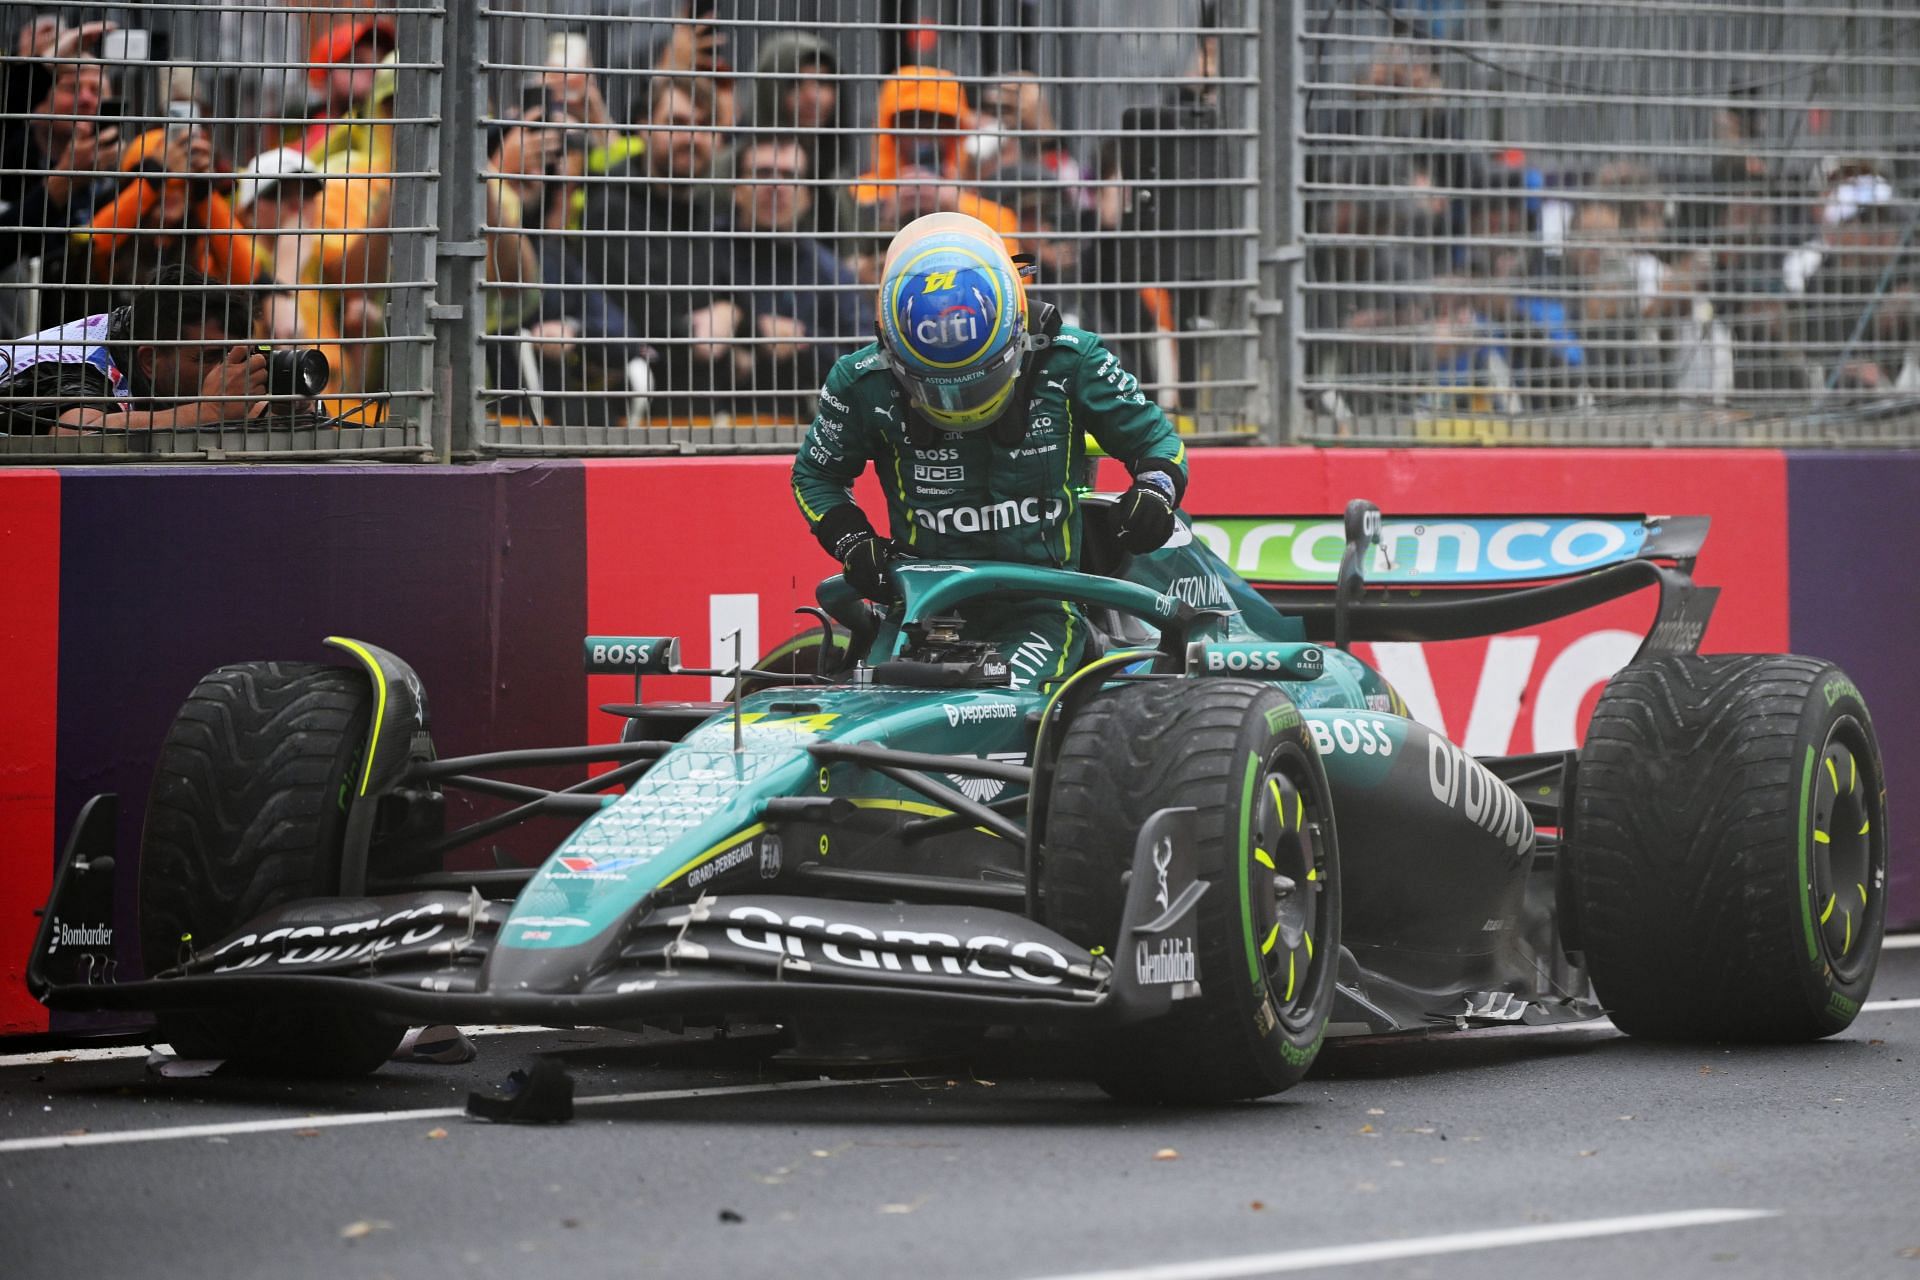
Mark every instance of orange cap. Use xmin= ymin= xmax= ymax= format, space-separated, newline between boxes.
xmin=308 ymin=17 xmax=398 ymax=87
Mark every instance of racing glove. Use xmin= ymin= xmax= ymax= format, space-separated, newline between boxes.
xmin=1112 ymin=468 xmax=1179 ymax=554
xmin=840 ymin=534 xmax=898 ymax=600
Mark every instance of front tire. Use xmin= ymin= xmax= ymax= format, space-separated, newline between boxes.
xmin=1044 ymin=680 xmax=1341 ymax=1102
xmin=139 ymin=662 xmax=405 ymax=1075
xmin=1565 ymin=655 xmax=1887 ymax=1041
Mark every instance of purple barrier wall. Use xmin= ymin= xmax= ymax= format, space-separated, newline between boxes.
xmin=1787 ymin=452 xmax=1920 ymax=931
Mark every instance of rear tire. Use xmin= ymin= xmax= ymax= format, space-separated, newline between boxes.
xmin=139 ymin=662 xmax=405 ymax=1076
xmin=1044 ymin=680 xmax=1341 ymax=1102
xmin=1565 ymin=655 xmax=1887 ymax=1041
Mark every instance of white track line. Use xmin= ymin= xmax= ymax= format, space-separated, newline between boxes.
xmin=1864 ymin=997 xmax=1920 ymax=1012
xmin=1020 ymin=1209 xmax=1779 ymax=1280
xmin=1882 ymin=934 xmax=1920 ymax=950
xmin=0 ymin=1076 xmax=899 ymax=1154
xmin=0 ymin=1024 xmax=546 ymax=1069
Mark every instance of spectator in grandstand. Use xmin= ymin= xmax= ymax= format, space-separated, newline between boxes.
xmin=298 ymin=16 xmax=398 ymax=153
xmin=995 ymin=163 xmax=1092 ymax=331
xmin=1782 ymin=175 xmax=1917 ymax=395
xmin=843 ymin=67 xmax=1022 ymax=276
xmin=233 ymin=147 xmax=326 ymax=284
xmin=978 ymin=73 xmax=1085 ymax=205
xmin=576 ymin=76 xmax=739 ymax=414
xmin=746 ymin=32 xmax=850 ymax=218
xmin=1568 ymin=164 xmax=1714 ymax=397
xmin=287 ymin=17 xmax=402 ymax=402
xmin=37 ymin=123 xmax=265 ymax=327
xmin=487 ymin=105 xmax=648 ymax=426
xmin=1078 ymin=138 xmax=1179 ymax=410
xmin=4 ymin=18 xmax=123 ymax=229
xmin=717 ymin=135 xmax=870 ymax=417
xmin=0 ymin=264 xmax=271 ymax=433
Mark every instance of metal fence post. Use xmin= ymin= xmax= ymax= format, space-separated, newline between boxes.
xmin=384 ymin=2 xmax=442 ymax=453
xmin=1258 ymin=1 xmax=1305 ymax=445
xmin=432 ymin=0 xmax=489 ymax=458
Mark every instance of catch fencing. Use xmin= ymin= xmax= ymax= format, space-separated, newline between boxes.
xmin=0 ymin=0 xmax=437 ymax=458
xmin=0 ymin=1 xmax=1915 ymax=460
xmin=1293 ymin=0 xmax=1920 ymax=445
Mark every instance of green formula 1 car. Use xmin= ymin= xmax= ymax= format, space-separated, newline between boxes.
xmin=30 ymin=498 xmax=1891 ymax=1102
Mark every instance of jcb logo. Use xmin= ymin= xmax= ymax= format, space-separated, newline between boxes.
xmin=922 ymin=270 xmax=958 ymax=293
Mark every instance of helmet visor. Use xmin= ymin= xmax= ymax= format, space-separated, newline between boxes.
xmin=890 ymin=333 xmax=1024 ymax=430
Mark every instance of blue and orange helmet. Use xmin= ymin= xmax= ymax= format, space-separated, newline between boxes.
xmin=877 ymin=212 xmax=1030 ymax=431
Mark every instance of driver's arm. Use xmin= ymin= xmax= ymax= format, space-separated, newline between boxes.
xmin=791 ymin=359 xmax=880 ymax=559
xmin=1070 ymin=336 xmax=1188 ymax=505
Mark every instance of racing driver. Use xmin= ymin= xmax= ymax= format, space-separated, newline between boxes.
xmin=791 ymin=210 xmax=1188 ymax=688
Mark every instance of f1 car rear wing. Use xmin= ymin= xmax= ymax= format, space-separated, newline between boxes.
xmin=1240 ymin=503 xmax=1718 ymax=657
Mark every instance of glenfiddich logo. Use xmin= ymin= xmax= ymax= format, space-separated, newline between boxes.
xmin=1135 ymin=936 xmax=1197 ymax=986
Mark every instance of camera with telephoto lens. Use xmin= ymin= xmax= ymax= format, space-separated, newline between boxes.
xmin=265 ymin=346 xmax=329 ymax=400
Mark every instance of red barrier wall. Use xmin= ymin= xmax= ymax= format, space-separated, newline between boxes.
xmin=0 ymin=472 xmax=59 ymax=1036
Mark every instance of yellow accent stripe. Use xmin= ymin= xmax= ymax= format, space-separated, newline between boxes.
xmin=793 ymin=484 xmax=825 ymax=523
xmin=1295 ymin=792 xmax=1304 ymax=831
xmin=1814 ymin=829 xmax=1831 ymax=845
xmin=1261 ymin=923 xmax=1279 ymax=955
xmin=1860 ymin=818 xmax=1871 ymax=835
xmin=1304 ymin=930 xmax=1314 ymax=959
xmin=1254 ymin=848 xmax=1274 ymax=870
xmin=325 ymin=637 xmax=387 ymax=797
xmin=1284 ymin=951 xmax=1295 ymax=1001
xmin=1268 ymin=777 xmax=1285 ymax=828
xmin=849 ymin=797 xmax=1005 ymax=839
xmin=1820 ymin=893 xmax=1836 ymax=925
xmin=1843 ymin=910 xmax=1853 ymax=954
xmin=1826 ymin=756 xmax=1839 ymax=793
xmin=1857 ymin=882 xmax=1869 ymax=905
xmin=661 ymin=823 xmax=767 ymax=888
xmin=1849 ymin=754 xmax=1857 ymax=793
xmin=1306 ymin=868 xmax=1317 ymax=882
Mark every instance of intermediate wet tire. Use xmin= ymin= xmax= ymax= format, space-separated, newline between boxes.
xmin=139 ymin=662 xmax=405 ymax=1076
xmin=1045 ymin=680 xmax=1341 ymax=1102
xmin=1565 ymin=655 xmax=1887 ymax=1041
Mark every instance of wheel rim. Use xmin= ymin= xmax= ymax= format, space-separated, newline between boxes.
xmin=1251 ymin=760 xmax=1332 ymax=1029
xmin=1811 ymin=722 xmax=1881 ymax=984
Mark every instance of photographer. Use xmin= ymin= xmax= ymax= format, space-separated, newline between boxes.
xmin=0 ymin=264 xmax=281 ymax=433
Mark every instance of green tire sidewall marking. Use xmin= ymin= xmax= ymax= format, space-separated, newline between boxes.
xmin=1798 ymin=744 xmax=1818 ymax=964
xmin=1240 ymin=750 xmax=1260 ymax=986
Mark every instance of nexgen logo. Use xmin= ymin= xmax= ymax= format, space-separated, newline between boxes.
xmin=909 ymin=497 xmax=1063 ymax=535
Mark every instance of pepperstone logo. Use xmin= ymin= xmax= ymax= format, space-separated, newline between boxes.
xmin=1188 ymin=517 xmax=1650 ymax=584
xmin=942 ymin=701 xmax=1022 ymax=727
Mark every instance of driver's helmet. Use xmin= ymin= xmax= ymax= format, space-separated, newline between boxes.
xmin=877 ymin=211 xmax=1029 ymax=431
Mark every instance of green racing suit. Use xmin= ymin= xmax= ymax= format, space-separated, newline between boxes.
xmin=791 ymin=323 xmax=1188 ymax=688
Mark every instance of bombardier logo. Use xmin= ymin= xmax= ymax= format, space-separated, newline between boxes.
xmin=909 ymin=497 xmax=1063 ymax=535
xmin=45 ymin=918 xmax=113 ymax=952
